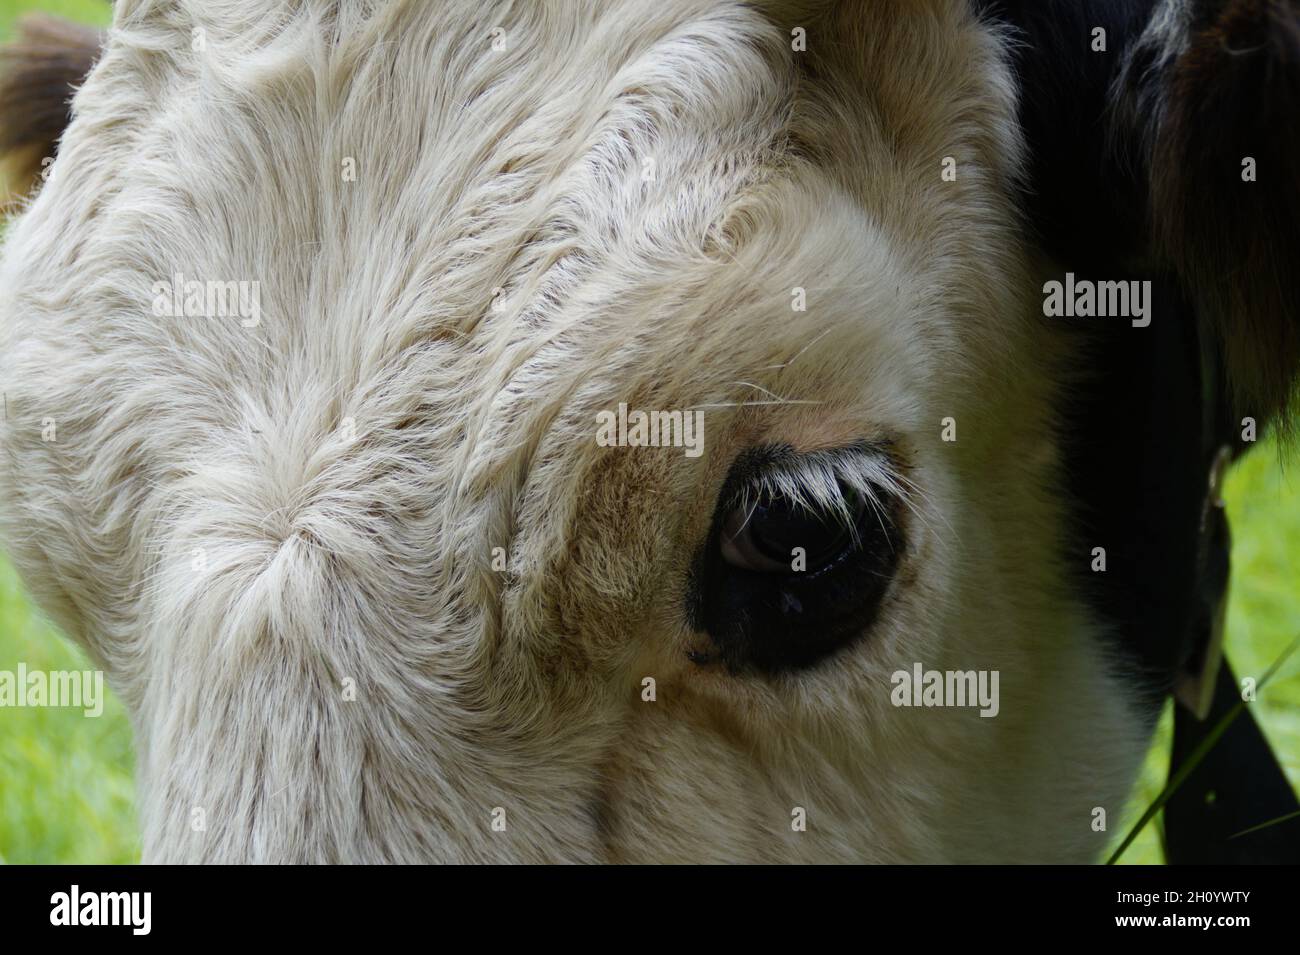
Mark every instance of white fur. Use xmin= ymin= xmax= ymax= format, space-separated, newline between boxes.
xmin=0 ymin=0 xmax=1148 ymax=862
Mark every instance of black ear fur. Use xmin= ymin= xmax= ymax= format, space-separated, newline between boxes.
xmin=982 ymin=0 xmax=1300 ymax=427
xmin=1135 ymin=0 xmax=1300 ymax=426
xmin=0 ymin=13 xmax=104 ymax=201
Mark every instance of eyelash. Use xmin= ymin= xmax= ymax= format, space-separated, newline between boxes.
xmin=723 ymin=443 xmax=901 ymax=540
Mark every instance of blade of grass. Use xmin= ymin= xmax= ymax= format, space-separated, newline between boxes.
xmin=1228 ymin=807 xmax=1300 ymax=840
xmin=1105 ymin=632 xmax=1300 ymax=865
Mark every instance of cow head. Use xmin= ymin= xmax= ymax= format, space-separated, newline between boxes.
xmin=0 ymin=0 xmax=1295 ymax=862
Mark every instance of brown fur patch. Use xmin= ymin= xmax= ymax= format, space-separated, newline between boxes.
xmin=0 ymin=13 xmax=103 ymax=202
xmin=1151 ymin=0 xmax=1300 ymax=425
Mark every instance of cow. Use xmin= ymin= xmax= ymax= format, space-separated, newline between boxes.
xmin=0 ymin=0 xmax=1296 ymax=863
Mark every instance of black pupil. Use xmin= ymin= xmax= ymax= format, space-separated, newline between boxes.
xmin=750 ymin=489 xmax=862 ymax=568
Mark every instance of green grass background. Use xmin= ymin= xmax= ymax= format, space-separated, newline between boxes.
xmin=0 ymin=0 xmax=1296 ymax=865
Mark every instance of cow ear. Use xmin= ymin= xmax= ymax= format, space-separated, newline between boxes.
xmin=0 ymin=13 xmax=104 ymax=203
xmin=1125 ymin=0 xmax=1300 ymax=427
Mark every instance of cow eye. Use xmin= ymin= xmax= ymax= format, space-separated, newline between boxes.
xmin=720 ymin=487 xmax=865 ymax=574
xmin=688 ymin=445 xmax=905 ymax=674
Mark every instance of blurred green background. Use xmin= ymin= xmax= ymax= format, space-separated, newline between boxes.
xmin=0 ymin=0 xmax=1296 ymax=865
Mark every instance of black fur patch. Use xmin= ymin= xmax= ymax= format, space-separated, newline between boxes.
xmin=980 ymin=0 xmax=1300 ymax=861
xmin=974 ymin=0 xmax=1158 ymax=267
xmin=977 ymin=1 xmax=1202 ymax=707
